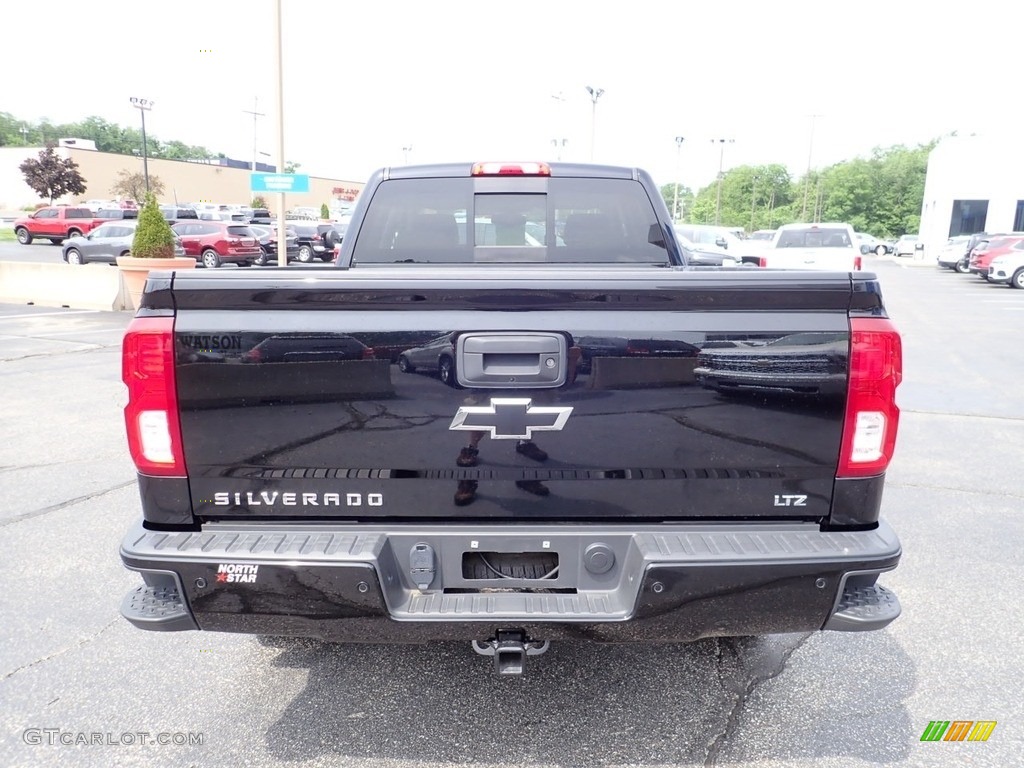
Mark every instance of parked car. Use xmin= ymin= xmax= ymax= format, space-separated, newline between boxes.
xmin=248 ymin=224 xmax=300 ymax=265
xmin=290 ymin=222 xmax=343 ymax=262
xmin=95 ymin=208 xmax=139 ymax=221
xmin=935 ymin=236 xmax=973 ymax=270
xmin=856 ymin=233 xmax=892 ymax=256
xmin=159 ymin=206 xmax=199 ymax=221
xmin=249 ymin=208 xmax=274 ymax=225
xmin=968 ymin=235 xmax=1024 ymax=278
xmin=762 ymin=222 xmax=862 ymax=271
xmin=674 ymin=224 xmax=765 ymax=264
xmin=747 ymin=229 xmax=776 ymax=242
xmin=987 ymin=249 xmax=1024 ymax=289
xmin=62 ymin=220 xmax=185 ymax=265
xmin=675 ymin=229 xmax=738 ymax=266
xmin=397 ymin=333 xmax=462 ymax=386
xmin=170 ymin=221 xmax=261 ymax=268
xmin=893 ymin=235 xmax=922 ymax=257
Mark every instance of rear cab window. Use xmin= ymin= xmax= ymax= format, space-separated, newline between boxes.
xmin=350 ymin=176 xmax=668 ymax=264
xmin=776 ymin=227 xmax=853 ymax=248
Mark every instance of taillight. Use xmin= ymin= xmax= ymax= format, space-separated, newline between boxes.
xmin=837 ymin=317 xmax=902 ymax=478
xmin=758 ymin=257 xmax=768 ymax=268
xmin=854 ymin=256 xmax=862 ymax=270
xmin=122 ymin=317 xmax=186 ymax=476
xmin=361 ymin=346 xmax=376 ymax=359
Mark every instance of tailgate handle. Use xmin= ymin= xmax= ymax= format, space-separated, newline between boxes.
xmin=456 ymin=332 xmax=568 ymax=388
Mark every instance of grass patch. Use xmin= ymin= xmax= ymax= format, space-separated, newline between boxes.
xmin=0 ymin=229 xmax=17 ymax=242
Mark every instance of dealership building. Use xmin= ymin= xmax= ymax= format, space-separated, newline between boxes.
xmin=919 ymin=134 xmax=1024 ymax=249
xmin=0 ymin=139 xmax=364 ymax=213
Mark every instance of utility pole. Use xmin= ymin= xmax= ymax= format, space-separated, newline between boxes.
xmin=711 ymin=138 xmax=735 ymax=226
xmin=801 ymin=114 xmax=821 ymax=220
xmin=242 ymin=96 xmax=266 ymax=171
xmin=551 ymin=138 xmax=567 ymax=161
xmin=402 ymin=145 xmax=413 ymax=164
xmin=673 ymin=136 xmax=685 ymax=221
xmin=585 ymin=86 xmax=604 ymax=161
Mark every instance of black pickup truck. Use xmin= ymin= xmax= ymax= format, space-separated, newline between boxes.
xmin=119 ymin=161 xmax=904 ymax=675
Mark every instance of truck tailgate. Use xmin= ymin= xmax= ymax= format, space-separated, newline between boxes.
xmin=166 ymin=268 xmax=870 ymax=523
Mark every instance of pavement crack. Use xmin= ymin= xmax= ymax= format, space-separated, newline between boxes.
xmin=703 ymin=633 xmax=813 ymax=766
xmin=2 ymin=619 xmax=120 ymax=682
xmin=0 ymin=480 xmax=137 ymax=528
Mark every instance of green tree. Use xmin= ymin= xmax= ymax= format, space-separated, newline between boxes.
xmin=659 ymin=182 xmax=694 ymax=221
xmin=284 ymin=161 xmax=301 ymax=174
xmin=251 ymin=196 xmax=268 ymax=209
xmin=19 ymin=147 xmax=87 ymax=203
xmin=111 ymin=169 xmax=165 ymax=202
xmin=686 ymin=164 xmax=793 ymax=231
xmin=130 ymin=193 xmax=176 ymax=258
xmin=320 ymin=203 xmax=329 ymax=219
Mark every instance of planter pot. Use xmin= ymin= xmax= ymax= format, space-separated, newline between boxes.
xmin=116 ymin=256 xmax=197 ymax=310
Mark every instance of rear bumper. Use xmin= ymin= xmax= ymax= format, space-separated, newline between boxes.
xmin=120 ymin=519 xmax=901 ymax=642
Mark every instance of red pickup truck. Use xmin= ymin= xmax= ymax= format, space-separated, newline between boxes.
xmin=14 ymin=206 xmax=112 ymax=245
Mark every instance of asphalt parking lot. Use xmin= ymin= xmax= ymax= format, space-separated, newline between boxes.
xmin=0 ymin=256 xmax=1021 ymax=767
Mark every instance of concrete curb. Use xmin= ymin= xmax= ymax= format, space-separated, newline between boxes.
xmin=0 ymin=261 xmax=131 ymax=311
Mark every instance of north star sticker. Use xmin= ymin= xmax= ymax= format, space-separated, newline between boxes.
xmin=448 ymin=398 xmax=573 ymax=440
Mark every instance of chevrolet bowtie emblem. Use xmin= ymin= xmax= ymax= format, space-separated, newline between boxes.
xmin=449 ymin=398 xmax=573 ymax=440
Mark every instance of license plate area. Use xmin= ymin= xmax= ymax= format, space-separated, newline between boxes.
xmin=461 ymin=550 xmax=560 ymax=581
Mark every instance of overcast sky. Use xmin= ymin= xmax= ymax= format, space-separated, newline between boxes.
xmin=3 ymin=0 xmax=1020 ymax=190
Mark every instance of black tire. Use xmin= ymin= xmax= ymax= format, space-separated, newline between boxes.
xmin=49 ymin=238 xmax=64 ymax=245
xmin=875 ymin=244 xmax=886 ymax=256
xmin=1011 ymin=268 xmax=1024 ymax=289
xmin=65 ymin=248 xmax=84 ymax=265
xmin=201 ymin=249 xmax=222 ymax=268
xmin=438 ymin=356 xmax=458 ymax=388
xmin=297 ymin=244 xmax=314 ymax=263
xmin=254 ymin=248 xmax=269 ymax=266
xmin=397 ymin=355 xmax=415 ymax=373
xmin=15 ymin=227 xmax=32 ymax=245
xmin=955 ymin=258 xmax=971 ymax=274
xmin=67 ymin=228 xmax=82 ymax=238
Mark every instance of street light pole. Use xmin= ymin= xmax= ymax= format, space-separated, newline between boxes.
xmin=585 ymin=85 xmax=604 ymax=161
xmin=711 ymin=138 xmax=735 ymax=226
xmin=273 ymin=0 xmax=287 ymax=267
xmin=129 ymin=97 xmax=154 ymax=195
xmin=402 ymin=145 xmax=412 ymax=164
xmin=551 ymin=138 xmax=567 ymax=161
xmin=243 ymin=96 xmax=266 ymax=171
xmin=673 ymin=136 xmax=685 ymax=222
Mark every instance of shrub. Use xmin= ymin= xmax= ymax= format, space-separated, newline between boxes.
xmin=130 ymin=193 xmax=177 ymax=258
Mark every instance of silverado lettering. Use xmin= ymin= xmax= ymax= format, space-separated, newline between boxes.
xmin=118 ymin=161 xmax=904 ymax=675
xmin=212 ymin=492 xmax=384 ymax=507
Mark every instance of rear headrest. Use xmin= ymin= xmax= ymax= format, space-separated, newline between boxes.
xmin=563 ymin=213 xmax=616 ymax=247
xmin=402 ymin=213 xmax=458 ymax=248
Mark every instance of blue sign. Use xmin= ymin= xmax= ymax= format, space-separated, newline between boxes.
xmin=250 ymin=173 xmax=310 ymax=193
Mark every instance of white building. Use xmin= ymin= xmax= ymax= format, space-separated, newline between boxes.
xmin=919 ymin=134 xmax=1024 ymax=249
